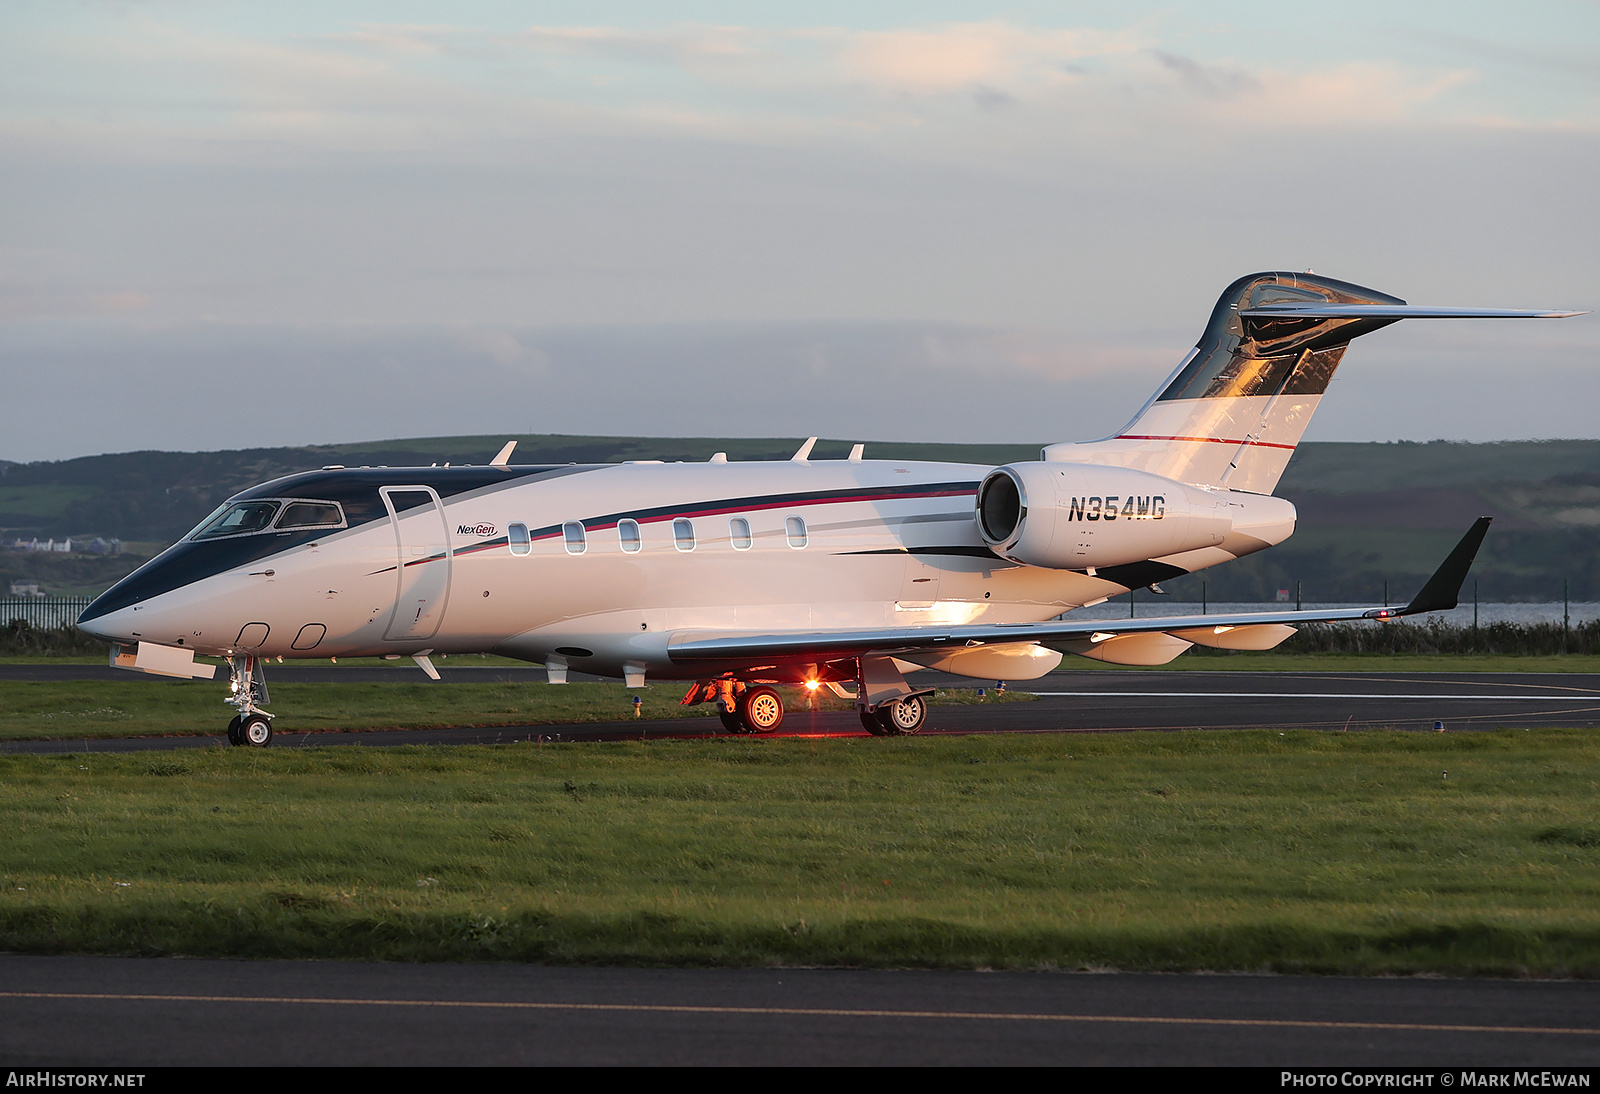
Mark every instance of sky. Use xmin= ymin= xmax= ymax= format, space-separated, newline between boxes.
xmin=3 ymin=2 xmax=1598 ymax=461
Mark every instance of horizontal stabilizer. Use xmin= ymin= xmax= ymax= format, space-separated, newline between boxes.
xmin=1240 ymin=304 xmax=1583 ymax=320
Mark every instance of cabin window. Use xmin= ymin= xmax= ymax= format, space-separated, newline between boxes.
xmin=785 ymin=516 xmax=808 ymax=549
xmin=191 ymin=501 xmax=281 ymax=540
xmin=673 ymin=518 xmax=696 ymax=552
xmin=729 ymin=517 xmax=752 ymax=550
xmin=507 ymin=522 xmax=531 ymax=556
xmin=275 ymin=501 xmax=345 ymax=530
xmin=618 ymin=519 xmax=641 ymax=553
xmin=563 ymin=521 xmax=587 ymax=555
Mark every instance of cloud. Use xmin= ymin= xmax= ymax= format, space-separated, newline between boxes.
xmin=829 ymin=22 xmax=1134 ymax=94
xmin=0 ymin=15 xmax=1537 ymax=169
xmin=1151 ymin=51 xmax=1259 ymax=99
xmin=459 ymin=329 xmax=549 ymax=373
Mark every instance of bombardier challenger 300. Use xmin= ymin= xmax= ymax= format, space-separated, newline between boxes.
xmin=77 ymin=272 xmax=1580 ymax=745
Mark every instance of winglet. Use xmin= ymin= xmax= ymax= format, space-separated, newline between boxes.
xmin=490 ymin=441 xmax=517 ymax=468
xmin=1390 ymin=517 xmax=1493 ymax=617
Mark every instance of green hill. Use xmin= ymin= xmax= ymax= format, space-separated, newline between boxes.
xmin=2 ymin=436 xmax=1596 ymax=600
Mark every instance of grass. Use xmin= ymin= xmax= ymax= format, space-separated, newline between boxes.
xmin=0 ymin=680 xmax=1035 ymax=741
xmin=2 ymin=730 xmax=1599 ymax=972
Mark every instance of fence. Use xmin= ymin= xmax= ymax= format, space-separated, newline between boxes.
xmin=0 ymin=597 xmax=94 ymax=630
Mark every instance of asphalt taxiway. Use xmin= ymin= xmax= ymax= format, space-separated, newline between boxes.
xmin=3 ymin=669 xmax=1597 ymax=753
xmin=3 ymin=955 xmax=1598 ymax=1066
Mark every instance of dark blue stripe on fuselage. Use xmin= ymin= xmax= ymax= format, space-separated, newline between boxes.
xmin=503 ymin=481 xmax=981 ymax=545
xmin=80 ymin=469 xmax=981 ymax=624
xmin=78 ymin=530 xmax=330 ymax=622
xmin=80 ymin=465 xmax=580 ymax=623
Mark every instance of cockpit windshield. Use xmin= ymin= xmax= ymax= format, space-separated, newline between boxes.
xmin=187 ymin=498 xmax=347 ymax=540
xmin=191 ymin=501 xmax=281 ymax=540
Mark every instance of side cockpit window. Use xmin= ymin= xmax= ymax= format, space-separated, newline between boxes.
xmin=191 ymin=501 xmax=281 ymax=540
xmin=276 ymin=501 xmax=345 ymax=530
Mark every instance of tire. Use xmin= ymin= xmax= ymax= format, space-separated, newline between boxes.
xmin=719 ymin=709 xmax=748 ymax=734
xmin=241 ymin=715 xmax=273 ymax=748
xmin=875 ymin=695 xmax=928 ymax=736
xmin=860 ymin=710 xmax=892 ymax=736
xmin=226 ymin=716 xmax=244 ymax=747
xmin=739 ymin=686 xmax=784 ymax=733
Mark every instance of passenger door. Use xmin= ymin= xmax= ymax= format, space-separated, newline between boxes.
xmin=380 ymin=486 xmax=453 ymax=641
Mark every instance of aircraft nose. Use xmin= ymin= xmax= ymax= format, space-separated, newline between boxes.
xmin=76 ymin=599 xmax=144 ymax=644
xmin=77 ymin=544 xmax=208 ymax=642
xmin=75 ymin=609 xmax=115 ymax=641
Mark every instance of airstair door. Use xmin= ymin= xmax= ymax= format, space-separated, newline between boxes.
xmin=380 ymin=486 xmax=453 ymax=641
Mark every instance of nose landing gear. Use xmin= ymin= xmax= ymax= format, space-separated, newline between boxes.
xmin=224 ymin=655 xmax=275 ymax=747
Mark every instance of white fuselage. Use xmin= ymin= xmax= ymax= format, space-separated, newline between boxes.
xmin=79 ymin=457 xmax=1293 ymax=681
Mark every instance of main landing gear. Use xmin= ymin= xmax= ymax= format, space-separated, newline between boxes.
xmin=681 ymin=655 xmax=934 ymax=737
xmin=683 ymin=680 xmax=785 ymax=734
xmin=859 ymin=693 xmax=928 ymax=736
xmin=855 ymin=654 xmax=932 ymax=736
xmin=224 ymin=654 xmax=274 ymax=747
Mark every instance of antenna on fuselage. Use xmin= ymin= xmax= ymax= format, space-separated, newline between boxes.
xmin=791 ymin=437 xmax=817 ymax=462
xmin=490 ymin=440 xmax=517 ymax=468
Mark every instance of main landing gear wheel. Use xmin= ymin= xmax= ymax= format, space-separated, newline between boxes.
xmin=864 ymin=695 xmax=928 ymax=736
xmin=240 ymin=715 xmax=273 ymax=748
xmin=738 ymin=686 xmax=785 ymax=734
xmin=226 ymin=716 xmax=244 ymax=747
xmin=719 ymin=709 xmax=749 ymax=734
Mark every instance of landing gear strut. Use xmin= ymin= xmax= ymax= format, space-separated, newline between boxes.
xmin=683 ymin=678 xmax=785 ymax=734
xmin=224 ymin=655 xmax=274 ymax=747
xmin=856 ymin=655 xmax=932 ymax=736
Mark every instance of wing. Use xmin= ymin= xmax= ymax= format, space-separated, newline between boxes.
xmin=667 ymin=518 xmax=1491 ymax=671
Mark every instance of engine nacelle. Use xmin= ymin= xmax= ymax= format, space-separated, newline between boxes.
xmin=975 ymin=462 xmax=1293 ymax=570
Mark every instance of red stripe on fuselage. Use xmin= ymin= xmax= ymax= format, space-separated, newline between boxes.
xmin=407 ymin=484 xmax=979 ymax=561
xmin=1116 ymin=434 xmax=1297 ymax=451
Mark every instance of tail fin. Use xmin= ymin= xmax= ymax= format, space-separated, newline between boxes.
xmin=1046 ymin=272 xmax=1579 ymax=494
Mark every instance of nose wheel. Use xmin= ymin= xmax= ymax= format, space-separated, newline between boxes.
xmin=239 ymin=715 xmax=273 ymax=747
xmin=224 ymin=655 xmax=276 ymax=747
